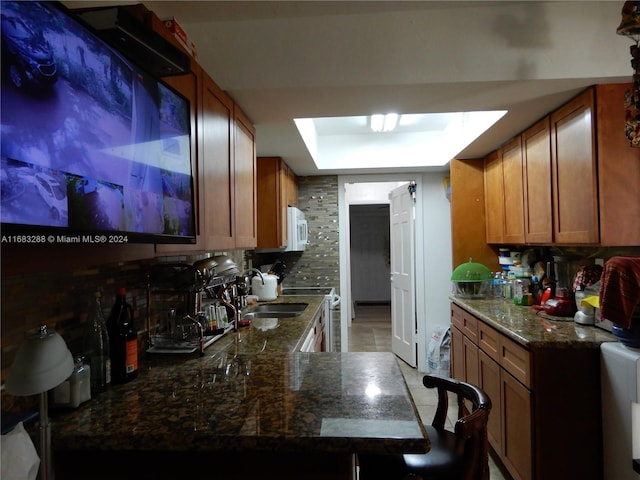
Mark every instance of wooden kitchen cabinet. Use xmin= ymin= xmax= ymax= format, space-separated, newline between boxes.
xmin=156 ymin=60 xmax=257 ymax=253
xmin=132 ymin=3 xmax=257 ymax=254
xmin=483 ymin=83 xmax=638 ymax=247
xmin=200 ymin=71 xmax=236 ymax=250
xmin=233 ymin=105 xmax=257 ymax=249
xmin=449 ymin=159 xmax=497 ymax=271
xmin=501 ymin=137 xmax=525 ymax=244
xmin=483 ymin=150 xmax=505 ymax=244
xmin=522 ymin=117 xmax=552 ymax=244
xmin=451 ymin=302 xmax=602 ymax=480
xmin=484 ymin=136 xmax=524 ymax=245
xmin=256 ymin=156 xmax=299 ymax=249
xmin=550 ymin=87 xmax=599 ymax=244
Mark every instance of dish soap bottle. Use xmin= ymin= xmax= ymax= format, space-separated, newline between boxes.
xmin=107 ymin=287 xmax=138 ymax=384
xmin=82 ymin=291 xmax=111 ymax=393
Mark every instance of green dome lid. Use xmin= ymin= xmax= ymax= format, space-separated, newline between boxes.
xmin=451 ymin=258 xmax=492 ymax=282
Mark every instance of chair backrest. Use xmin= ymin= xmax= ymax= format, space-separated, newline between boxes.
xmin=423 ymin=374 xmax=492 ymax=480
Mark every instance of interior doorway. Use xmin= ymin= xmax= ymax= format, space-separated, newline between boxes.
xmin=349 ymin=204 xmax=391 ymax=305
xmin=338 ymin=177 xmax=416 ymax=355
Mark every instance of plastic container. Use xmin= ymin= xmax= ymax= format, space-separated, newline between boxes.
xmin=451 ymin=258 xmax=493 ymax=298
xmin=51 ymin=356 xmax=91 ymax=408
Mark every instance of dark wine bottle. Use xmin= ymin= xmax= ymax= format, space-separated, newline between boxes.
xmin=82 ymin=291 xmax=111 ymax=393
xmin=107 ymin=287 xmax=138 ymax=384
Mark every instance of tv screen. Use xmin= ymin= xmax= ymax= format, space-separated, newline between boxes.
xmin=0 ymin=1 xmax=196 ymax=244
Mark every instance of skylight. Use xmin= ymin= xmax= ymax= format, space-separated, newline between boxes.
xmin=294 ymin=111 xmax=507 ymax=170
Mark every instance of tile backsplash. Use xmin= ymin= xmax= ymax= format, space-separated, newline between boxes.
xmin=1 ymin=176 xmax=341 ymax=402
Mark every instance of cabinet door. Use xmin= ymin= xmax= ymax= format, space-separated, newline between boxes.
xmin=550 ymin=88 xmax=599 ymax=244
xmin=484 ymin=150 xmax=504 ymax=243
xmin=463 ymin=335 xmax=479 ymax=386
xmin=233 ymin=105 xmax=257 ymax=249
xmin=501 ymin=137 xmax=525 ymax=244
xmin=201 ymin=72 xmax=235 ymax=250
xmin=501 ymin=371 xmax=533 ymax=480
xmin=256 ymin=157 xmax=287 ymax=249
xmin=284 ymin=163 xmax=299 ymax=207
xmin=522 ymin=117 xmax=552 ymax=244
xmin=479 ymin=350 xmax=501 ymax=454
xmin=156 ymin=70 xmax=204 ymax=254
xmin=451 ymin=326 xmax=465 ymax=381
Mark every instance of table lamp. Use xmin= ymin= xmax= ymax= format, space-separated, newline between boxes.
xmin=6 ymin=325 xmax=74 ymax=480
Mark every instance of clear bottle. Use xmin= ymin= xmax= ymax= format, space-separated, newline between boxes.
xmin=107 ymin=287 xmax=138 ymax=384
xmin=82 ymin=291 xmax=111 ymax=393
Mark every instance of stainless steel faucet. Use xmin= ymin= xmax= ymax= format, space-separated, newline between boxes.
xmin=246 ymin=268 xmax=264 ymax=285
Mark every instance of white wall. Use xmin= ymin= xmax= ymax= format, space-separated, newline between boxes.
xmin=416 ymin=174 xmax=453 ymax=371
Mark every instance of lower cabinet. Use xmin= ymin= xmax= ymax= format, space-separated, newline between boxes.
xmin=451 ymin=303 xmax=602 ymax=480
xmin=300 ymin=307 xmax=326 ymax=353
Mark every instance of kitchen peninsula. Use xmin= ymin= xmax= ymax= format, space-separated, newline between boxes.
xmin=52 ymin=296 xmax=428 ymax=479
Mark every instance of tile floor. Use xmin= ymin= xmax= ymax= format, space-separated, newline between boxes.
xmin=348 ymin=303 xmax=509 ymax=480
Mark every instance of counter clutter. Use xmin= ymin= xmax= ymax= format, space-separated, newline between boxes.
xmin=451 ymin=296 xmax=617 ymax=348
xmin=51 ymin=296 xmax=429 ymax=479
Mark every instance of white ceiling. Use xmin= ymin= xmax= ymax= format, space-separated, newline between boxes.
xmin=63 ymin=1 xmax=633 ymax=176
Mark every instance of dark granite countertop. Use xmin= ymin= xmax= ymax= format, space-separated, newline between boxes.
xmin=52 ymin=296 xmax=428 ymax=456
xmin=451 ymin=296 xmax=617 ymax=349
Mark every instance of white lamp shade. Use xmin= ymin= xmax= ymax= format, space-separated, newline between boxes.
xmin=6 ymin=326 xmax=74 ymax=396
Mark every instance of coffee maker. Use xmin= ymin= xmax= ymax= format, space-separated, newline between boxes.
xmin=542 ymin=256 xmax=587 ymax=317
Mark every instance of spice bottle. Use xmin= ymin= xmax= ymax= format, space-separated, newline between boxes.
xmin=82 ymin=291 xmax=111 ymax=393
xmin=107 ymin=287 xmax=138 ymax=384
xmin=52 ymin=356 xmax=91 ymax=408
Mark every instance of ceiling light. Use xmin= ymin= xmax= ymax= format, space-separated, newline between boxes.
xmin=294 ymin=110 xmax=507 ymax=170
xmin=370 ymin=113 xmax=399 ymax=132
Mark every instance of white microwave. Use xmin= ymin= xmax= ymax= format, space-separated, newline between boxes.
xmin=284 ymin=206 xmax=308 ymax=251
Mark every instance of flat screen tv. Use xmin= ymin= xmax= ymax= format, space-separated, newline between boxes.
xmin=0 ymin=1 xmax=196 ymax=244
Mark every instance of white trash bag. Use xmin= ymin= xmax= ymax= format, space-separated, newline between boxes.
xmin=427 ymin=327 xmax=451 ymax=377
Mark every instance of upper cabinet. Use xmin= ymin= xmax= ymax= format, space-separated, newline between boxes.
xmin=501 ymin=136 xmax=525 ymax=244
xmin=484 ymin=137 xmax=526 ymax=245
xmin=256 ymin=156 xmax=299 ymax=249
xmin=233 ymin=105 xmax=258 ymax=249
xmin=484 ymin=150 xmax=505 ymax=244
xmin=200 ymin=71 xmax=236 ymax=251
xmin=484 ymin=83 xmax=639 ymax=247
xmin=550 ymin=88 xmax=599 ymax=244
xmin=144 ymin=8 xmax=257 ymax=255
xmin=522 ymin=117 xmax=552 ymax=244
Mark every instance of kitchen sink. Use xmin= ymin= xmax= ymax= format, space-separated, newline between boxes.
xmin=242 ymin=311 xmax=302 ymax=320
xmin=249 ymin=303 xmax=308 ymax=314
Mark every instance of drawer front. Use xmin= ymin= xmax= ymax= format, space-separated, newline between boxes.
xmin=478 ymin=322 xmax=500 ymax=362
xmin=500 ymin=335 xmax=531 ymax=388
xmin=451 ymin=304 xmax=478 ymax=343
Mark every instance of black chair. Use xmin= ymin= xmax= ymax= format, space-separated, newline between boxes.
xmin=358 ymin=374 xmax=492 ymax=480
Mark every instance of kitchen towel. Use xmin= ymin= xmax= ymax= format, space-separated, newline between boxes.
xmin=599 ymin=256 xmax=640 ymax=329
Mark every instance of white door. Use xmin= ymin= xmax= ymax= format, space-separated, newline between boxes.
xmin=389 ymin=183 xmax=416 ymax=367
